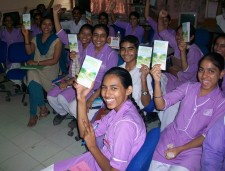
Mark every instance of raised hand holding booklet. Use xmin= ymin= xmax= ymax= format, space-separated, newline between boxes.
xmin=137 ymin=46 xmax=152 ymax=68
xmin=68 ymin=34 xmax=78 ymax=52
xmin=152 ymin=40 xmax=168 ymax=70
xmin=22 ymin=14 xmax=31 ymax=30
xmin=182 ymin=22 xmax=190 ymax=42
xmin=77 ymin=55 xmax=102 ymax=88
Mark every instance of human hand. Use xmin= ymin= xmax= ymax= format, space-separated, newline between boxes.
xmin=165 ymin=146 xmax=182 ymax=160
xmin=83 ymin=120 xmax=97 ymax=149
xmin=69 ymin=51 xmax=77 ymax=60
xmin=74 ymin=81 xmax=94 ymax=100
xmin=140 ymin=64 xmax=149 ymax=80
xmin=27 ymin=60 xmax=38 ymax=65
xmin=59 ymin=82 xmax=67 ymax=90
xmin=53 ymin=4 xmax=61 ymax=14
xmin=21 ymin=26 xmax=29 ymax=37
xmin=178 ymin=40 xmax=187 ymax=52
xmin=150 ymin=64 xmax=161 ymax=83
xmin=159 ymin=10 xmax=168 ymax=18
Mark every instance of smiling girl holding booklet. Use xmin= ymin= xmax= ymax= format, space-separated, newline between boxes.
xmin=42 ymin=67 xmax=146 ymax=171
xmin=149 ymin=53 xmax=225 ymax=171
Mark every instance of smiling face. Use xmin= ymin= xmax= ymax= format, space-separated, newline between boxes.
xmin=92 ymin=27 xmax=108 ymax=50
xmin=4 ymin=16 xmax=14 ymax=29
xmin=78 ymin=27 xmax=92 ymax=46
xmin=175 ymin=27 xmax=183 ymax=42
xmin=101 ymin=74 xmax=132 ymax=111
xmin=214 ymin=37 xmax=225 ymax=59
xmin=41 ymin=19 xmax=53 ymax=34
xmin=198 ymin=58 xmax=224 ymax=94
xmin=99 ymin=15 xmax=108 ymax=25
xmin=72 ymin=9 xmax=82 ymax=23
xmin=120 ymin=41 xmax=137 ymax=65
xmin=129 ymin=15 xmax=139 ymax=27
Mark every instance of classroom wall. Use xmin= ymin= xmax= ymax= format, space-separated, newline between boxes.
xmin=0 ymin=0 xmax=72 ymax=14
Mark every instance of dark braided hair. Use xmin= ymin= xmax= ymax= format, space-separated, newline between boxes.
xmin=102 ymin=67 xmax=146 ymax=123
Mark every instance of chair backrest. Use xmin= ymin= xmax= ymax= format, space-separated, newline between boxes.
xmin=195 ymin=28 xmax=211 ymax=55
xmin=8 ymin=42 xmax=32 ymax=63
xmin=0 ymin=41 xmax=7 ymax=63
xmin=126 ymin=127 xmax=160 ymax=171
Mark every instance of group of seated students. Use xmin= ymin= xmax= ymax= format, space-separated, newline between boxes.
xmin=0 ymin=0 xmax=225 ymax=170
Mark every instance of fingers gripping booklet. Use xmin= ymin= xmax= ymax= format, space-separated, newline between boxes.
xmin=77 ymin=55 xmax=102 ymax=88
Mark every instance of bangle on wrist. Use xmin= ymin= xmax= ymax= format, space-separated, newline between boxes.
xmin=153 ymin=95 xmax=162 ymax=98
xmin=25 ymin=42 xmax=30 ymax=45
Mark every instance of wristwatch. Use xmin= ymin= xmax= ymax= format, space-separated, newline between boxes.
xmin=142 ymin=91 xmax=148 ymax=96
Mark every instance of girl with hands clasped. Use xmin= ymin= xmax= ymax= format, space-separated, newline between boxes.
xmin=42 ymin=67 xmax=146 ymax=171
xmin=149 ymin=53 xmax=225 ymax=171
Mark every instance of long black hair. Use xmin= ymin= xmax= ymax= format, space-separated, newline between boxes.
xmin=102 ymin=67 xmax=145 ymax=122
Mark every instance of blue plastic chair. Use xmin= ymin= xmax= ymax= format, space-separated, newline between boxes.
xmin=126 ymin=127 xmax=160 ymax=171
xmin=195 ymin=28 xmax=211 ymax=55
xmin=6 ymin=42 xmax=32 ymax=103
xmin=0 ymin=41 xmax=10 ymax=95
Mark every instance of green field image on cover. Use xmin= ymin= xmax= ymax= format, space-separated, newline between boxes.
xmin=79 ymin=68 xmax=97 ymax=81
xmin=69 ymin=42 xmax=77 ymax=49
xmin=152 ymin=53 xmax=166 ymax=64
xmin=137 ymin=56 xmax=151 ymax=65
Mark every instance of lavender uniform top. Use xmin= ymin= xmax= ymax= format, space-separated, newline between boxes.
xmin=114 ymin=20 xmax=144 ymax=43
xmin=30 ymin=24 xmax=42 ymax=38
xmin=54 ymin=100 xmax=146 ymax=171
xmin=165 ymin=44 xmax=203 ymax=92
xmin=108 ymin=25 xmax=116 ymax=37
xmin=152 ymin=82 xmax=225 ymax=171
xmin=159 ymin=29 xmax=181 ymax=58
xmin=201 ymin=114 xmax=225 ymax=171
xmin=0 ymin=27 xmax=24 ymax=46
xmin=146 ymin=16 xmax=176 ymax=45
xmin=81 ymin=43 xmax=118 ymax=91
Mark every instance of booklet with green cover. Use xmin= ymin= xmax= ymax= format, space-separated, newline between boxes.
xmin=137 ymin=46 xmax=152 ymax=68
xmin=182 ymin=22 xmax=190 ymax=42
xmin=22 ymin=14 xmax=31 ymax=30
xmin=77 ymin=55 xmax=102 ymax=88
xmin=20 ymin=65 xmax=44 ymax=70
xmin=68 ymin=34 xmax=78 ymax=52
xmin=152 ymin=40 xmax=168 ymax=70
xmin=85 ymin=11 xmax=92 ymax=21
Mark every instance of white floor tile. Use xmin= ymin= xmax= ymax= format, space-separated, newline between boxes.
xmin=42 ymin=150 xmax=74 ymax=167
xmin=30 ymin=164 xmax=46 ymax=171
xmin=24 ymin=139 xmax=62 ymax=163
xmin=11 ymin=130 xmax=44 ymax=150
xmin=0 ymin=141 xmax=21 ymax=163
xmin=47 ymin=127 xmax=75 ymax=148
xmin=0 ymin=121 xmax=27 ymax=139
xmin=0 ymin=151 xmax=39 ymax=171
